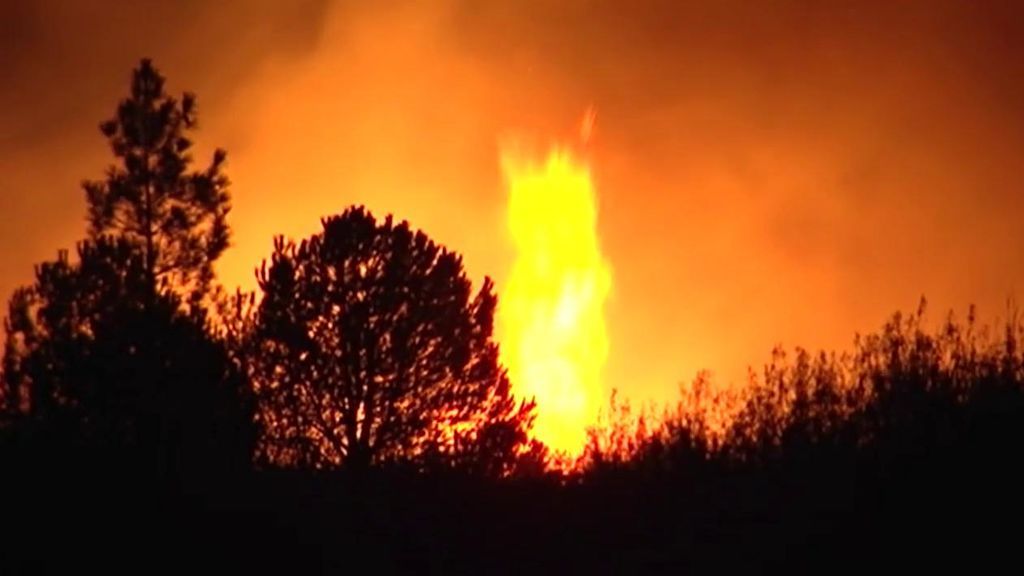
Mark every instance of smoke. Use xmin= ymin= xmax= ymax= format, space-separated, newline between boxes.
xmin=0 ymin=0 xmax=329 ymax=326
xmin=4 ymin=0 xmax=1024 ymax=405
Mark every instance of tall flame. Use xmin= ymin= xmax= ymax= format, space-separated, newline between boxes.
xmin=498 ymin=146 xmax=612 ymax=456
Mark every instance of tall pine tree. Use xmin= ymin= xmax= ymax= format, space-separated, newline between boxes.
xmin=1 ymin=60 xmax=251 ymax=481
xmin=83 ymin=58 xmax=230 ymax=308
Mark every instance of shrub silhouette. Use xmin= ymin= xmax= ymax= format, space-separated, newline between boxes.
xmin=246 ymin=206 xmax=540 ymax=476
xmin=570 ymin=299 xmax=1024 ymax=570
xmin=582 ymin=299 xmax=1024 ymax=472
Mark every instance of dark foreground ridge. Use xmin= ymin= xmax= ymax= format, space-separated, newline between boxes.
xmin=5 ymin=276 xmax=1022 ymax=573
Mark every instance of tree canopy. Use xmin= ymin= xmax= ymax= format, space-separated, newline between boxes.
xmin=248 ymin=206 xmax=539 ymax=475
xmin=1 ymin=60 xmax=251 ymax=481
xmin=83 ymin=58 xmax=230 ymax=306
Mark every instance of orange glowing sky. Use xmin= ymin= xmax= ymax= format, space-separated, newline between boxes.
xmin=4 ymin=0 xmax=1024 ymax=442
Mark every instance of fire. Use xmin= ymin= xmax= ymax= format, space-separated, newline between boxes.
xmin=498 ymin=145 xmax=613 ymax=456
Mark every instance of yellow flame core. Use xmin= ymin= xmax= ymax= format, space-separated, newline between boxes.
xmin=498 ymin=147 xmax=612 ymax=456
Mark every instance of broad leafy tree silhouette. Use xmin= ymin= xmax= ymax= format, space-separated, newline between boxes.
xmin=247 ymin=206 xmax=540 ymax=476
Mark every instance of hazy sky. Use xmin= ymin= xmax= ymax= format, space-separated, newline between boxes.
xmin=3 ymin=0 xmax=1024 ymax=406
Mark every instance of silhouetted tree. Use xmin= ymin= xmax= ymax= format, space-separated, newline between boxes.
xmin=1 ymin=60 xmax=251 ymax=482
xmin=248 ymin=206 xmax=537 ymax=475
xmin=83 ymin=58 xmax=230 ymax=307
xmin=2 ymin=238 xmax=252 ymax=478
